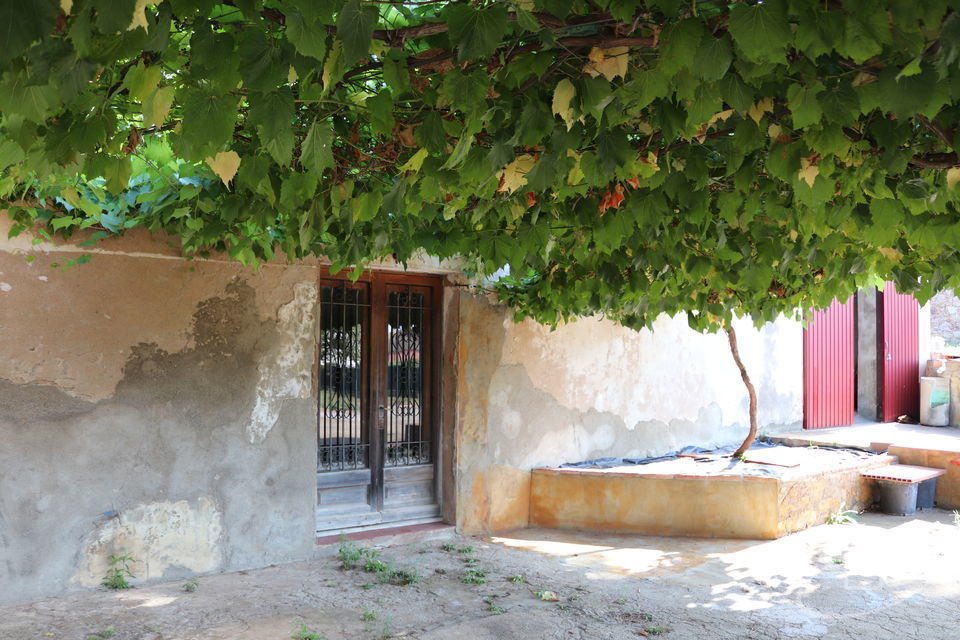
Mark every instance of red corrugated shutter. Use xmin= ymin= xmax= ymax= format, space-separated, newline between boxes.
xmin=804 ymin=296 xmax=855 ymax=429
xmin=881 ymin=281 xmax=920 ymax=422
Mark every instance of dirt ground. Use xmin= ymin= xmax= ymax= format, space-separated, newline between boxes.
xmin=2 ymin=510 xmax=959 ymax=640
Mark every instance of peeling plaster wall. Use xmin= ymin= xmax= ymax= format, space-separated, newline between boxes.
xmin=0 ymin=234 xmax=321 ymax=604
xmin=455 ymin=294 xmax=804 ymax=534
xmin=0 ymin=219 xmax=465 ymax=605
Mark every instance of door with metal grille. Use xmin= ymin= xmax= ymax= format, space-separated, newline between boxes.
xmin=315 ymin=272 xmax=441 ymax=533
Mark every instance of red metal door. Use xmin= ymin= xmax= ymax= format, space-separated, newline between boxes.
xmin=804 ymin=296 xmax=855 ymax=429
xmin=881 ymin=281 xmax=919 ymax=422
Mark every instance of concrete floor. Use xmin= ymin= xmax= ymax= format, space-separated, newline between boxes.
xmin=770 ymin=422 xmax=960 ymax=452
xmin=1 ymin=510 xmax=958 ymax=639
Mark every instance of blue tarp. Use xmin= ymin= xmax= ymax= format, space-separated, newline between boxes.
xmin=559 ymin=440 xmax=778 ymax=469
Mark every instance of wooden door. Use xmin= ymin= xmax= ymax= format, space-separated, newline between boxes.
xmin=881 ymin=281 xmax=920 ymax=422
xmin=804 ymin=296 xmax=855 ymax=429
xmin=315 ymin=272 xmax=442 ymax=534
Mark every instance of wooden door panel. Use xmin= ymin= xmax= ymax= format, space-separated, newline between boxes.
xmin=383 ymin=464 xmax=436 ymax=507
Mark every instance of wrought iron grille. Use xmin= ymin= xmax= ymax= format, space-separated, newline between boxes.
xmin=385 ymin=288 xmax=431 ymax=466
xmin=318 ymin=284 xmax=369 ymax=472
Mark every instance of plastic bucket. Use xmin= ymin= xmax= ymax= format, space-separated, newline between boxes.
xmin=920 ymin=376 xmax=950 ymax=426
xmin=877 ymin=480 xmax=918 ymax=516
xmin=917 ymin=478 xmax=938 ymax=509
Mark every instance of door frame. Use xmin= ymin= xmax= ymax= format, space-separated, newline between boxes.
xmin=315 ymin=267 xmax=446 ymax=534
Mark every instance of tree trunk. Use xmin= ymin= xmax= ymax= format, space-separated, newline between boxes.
xmin=726 ymin=325 xmax=758 ymax=459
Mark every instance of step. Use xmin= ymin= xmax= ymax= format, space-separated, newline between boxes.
xmin=860 ymin=464 xmax=946 ymax=483
xmin=861 ymin=464 xmax=946 ymax=515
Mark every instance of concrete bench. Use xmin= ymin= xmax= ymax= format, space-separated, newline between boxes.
xmin=861 ymin=465 xmax=946 ymax=515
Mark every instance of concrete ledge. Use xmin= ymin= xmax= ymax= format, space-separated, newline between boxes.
xmin=530 ymin=452 xmax=897 ymax=540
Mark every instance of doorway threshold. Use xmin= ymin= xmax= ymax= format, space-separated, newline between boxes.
xmin=316 ymin=520 xmax=453 ymax=551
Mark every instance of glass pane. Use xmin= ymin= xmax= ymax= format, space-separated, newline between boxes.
xmin=318 ymin=285 xmax=368 ymax=471
xmin=385 ymin=289 xmax=430 ymax=466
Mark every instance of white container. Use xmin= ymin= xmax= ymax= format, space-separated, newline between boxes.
xmin=920 ymin=376 xmax=950 ymax=426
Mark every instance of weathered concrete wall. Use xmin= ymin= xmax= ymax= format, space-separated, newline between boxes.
xmin=454 ymin=294 xmax=804 ymax=534
xmin=0 ymin=217 xmax=468 ymax=604
xmin=857 ymin=288 xmax=882 ymax=421
xmin=0 ymin=224 xmax=323 ymax=603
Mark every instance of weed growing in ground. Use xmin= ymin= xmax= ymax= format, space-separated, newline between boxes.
xmin=366 ymin=617 xmax=394 ymax=640
xmin=462 ymin=568 xmax=487 ymax=584
xmin=535 ymin=590 xmax=559 ymax=601
xmin=434 ymin=567 xmax=447 ymax=575
xmin=483 ymin=595 xmax=506 ymax=614
xmin=641 ymin=626 xmax=669 ymax=636
xmin=381 ymin=567 xmax=422 ymax=585
xmin=440 ymin=543 xmax=456 ymax=552
xmin=101 ymin=554 xmax=135 ymax=590
xmin=85 ymin=629 xmax=115 ymax=640
xmin=462 ymin=556 xmax=479 ymax=567
xmin=338 ymin=541 xmax=420 ymax=586
xmin=182 ymin=578 xmax=199 ymax=593
xmin=338 ymin=540 xmax=365 ymax=569
xmin=291 ymin=623 xmax=323 ymax=640
xmin=509 ymin=574 xmax=525 ymax=583
xmin=953 ymin=510 xmax=960 ymax=526
xmin=826 ymin=503 xmax=860 ymax=525
xmin=363 ymin=556 xmax=389 ymax=574
xmin=361 ymin=610 xmax=377 ymax=622
xmin=457 ymin=545 xmax=474 ymax=554
xmin=832 ymin=556 xmax=845 ymax=565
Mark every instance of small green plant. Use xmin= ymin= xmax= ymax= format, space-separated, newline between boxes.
xmin=463 ymin=556 xmax=479 ymax=567
xmin=613 ymin=598 xmax=627 ymax=605
xmin=361 ymin=583 xmax=377 ymax=590
xmin=85 ymin=629 xmax=115 ymax=640
xmin=101 ymin=554 xmax=135 ymax=590
xmin=462 ymin=568 xmax=487 ymax=584
xmin=182 ymin=578 xmax=199 ymax=593
xmin=440 ymin=543 xmax=456 ymax=552
xmin=338 ymin=539 xmax=364 ymax=569
xmin=638 ymin=612 xmax=654 ymax=621
xmin=291 ymin=623 xmax=323 ymax=640
xmin=381 ymin=567 xmax=422 ymax=585
xmin=826 ymin=503 xmax=860 ymax=525
xmin=369 ymin=617 xmax=394 ymax=640
xmin=487 ymin=604 xmax=506 ymax=615
xmin=434 ymin=567 xmax=447 ymax=575
xmin=832 ymin=556 xmax=845 ymax=565
xmin=642 ymin=627 xmax=669 ymax=636
xmin=953 ymin=510 xmax=960 ymax=526
xmin=457 ymin=545 xmax=474 ymax=554
xmin=509 ymin=574 xmax=525 ymax=583
xmin=361 ymin=609 xmax=378 ymax=622
xmin=363 ymin=556 xmax=389 ymax=573
xmin=535 ymin=590 xmax=559 ymax=601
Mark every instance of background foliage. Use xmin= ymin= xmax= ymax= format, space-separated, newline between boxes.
xmin=4 ymin=0 xmax=960 ymax=330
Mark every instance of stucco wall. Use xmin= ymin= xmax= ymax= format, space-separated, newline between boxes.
xmin=0 ymin=216 xmax=805 ymax=600
xmin=454 ymin=294 xmax=804 ymax=534
xmin=0 ymin=218 xmax=469 ymax=605
xmin=0 ymin=228 xmax=325 ymax=604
